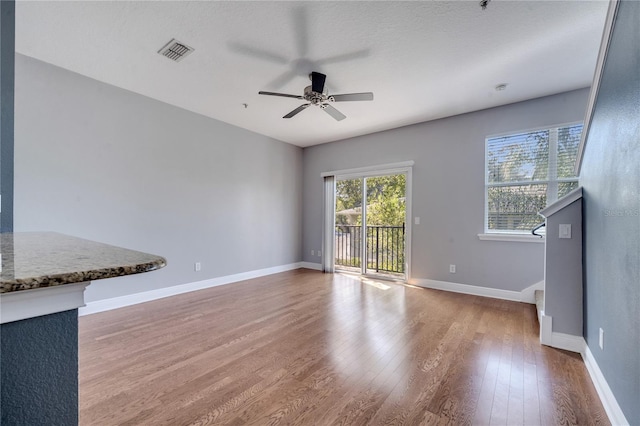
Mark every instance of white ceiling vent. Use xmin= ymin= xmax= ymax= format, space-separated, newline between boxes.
xmin=158 ymin=39 xmax=194 ymax=62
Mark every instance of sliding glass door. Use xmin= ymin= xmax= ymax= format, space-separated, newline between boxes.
xmin=364 ymin=174 xmax=406 ymax=277
xmin=334 ymin=172 xmax=407 ymax=280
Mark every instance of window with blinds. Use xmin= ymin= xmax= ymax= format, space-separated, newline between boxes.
xmin=485 ymin=123 xmax=583 ymax=232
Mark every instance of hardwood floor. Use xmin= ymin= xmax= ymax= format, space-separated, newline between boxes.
xmin=79 ymin=269 xmax=608 ymax=425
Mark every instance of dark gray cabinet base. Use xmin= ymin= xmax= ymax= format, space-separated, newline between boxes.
xmin=1 ymin=309 xmax=78 ymax=426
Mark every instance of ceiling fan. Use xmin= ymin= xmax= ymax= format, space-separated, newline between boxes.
xmin=258 ymin=72 xmax=374 ymax=121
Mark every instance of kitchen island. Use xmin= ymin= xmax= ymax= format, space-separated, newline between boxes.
xmin=0 ymin=232 xmax=166 ymax=425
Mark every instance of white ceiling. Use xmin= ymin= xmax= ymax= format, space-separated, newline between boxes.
xmin=15 ymin=1 xmax=609 ymax=147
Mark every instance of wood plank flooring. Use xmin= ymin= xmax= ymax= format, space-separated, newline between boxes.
xmin=79 ymin=269 xmax=609 ymax=425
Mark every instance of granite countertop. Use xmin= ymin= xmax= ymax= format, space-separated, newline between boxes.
xmin=0 ymin=232 xmax=166 ymax=294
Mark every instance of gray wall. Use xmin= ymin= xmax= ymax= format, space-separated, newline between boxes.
xmin=544 ymin=198 xmax=583 ymax=335
xmin=303 ymin=89 xmax=589 ymax=291
xmin=579 ymin=0 xmax=640 ymax=423
xmin=14 ymin=54 xmax=303 ymax=303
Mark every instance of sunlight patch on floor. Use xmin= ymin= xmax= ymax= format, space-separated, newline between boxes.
xmin=361 ymin=278 xmax=391 ymax=290
xmin=336 ymin=271 xmax=402 ymax=290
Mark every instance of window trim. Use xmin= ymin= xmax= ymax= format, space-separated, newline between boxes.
xmin=484 ymin=121 xmax=582 ymax=234
xmin=484 ymin=121 xmax=583 ymax=140
xmin=477 ymin=233 xmax=545 ymax=243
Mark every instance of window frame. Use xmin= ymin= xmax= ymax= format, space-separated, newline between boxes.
xmin=483 ymin=121 xmax=583 ymax=235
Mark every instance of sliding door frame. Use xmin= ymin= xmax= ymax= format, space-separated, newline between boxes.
xmin=321 ymin=161 xmax=414 ymax=282
xmin=321 ymin=176 xmax=336 ymax=273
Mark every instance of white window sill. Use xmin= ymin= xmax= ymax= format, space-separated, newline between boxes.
xmin=478 ymin=233 xmax=545 ymax=243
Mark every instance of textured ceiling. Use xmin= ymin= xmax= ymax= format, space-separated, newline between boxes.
xmin=15 ymin=1 xmax=609 ymax=147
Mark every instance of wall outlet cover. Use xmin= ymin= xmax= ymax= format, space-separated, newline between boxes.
xmin=559 ymin=223 xmax=572 ymax=239
xmin=599 ymin=327 xmax=604 ymax=349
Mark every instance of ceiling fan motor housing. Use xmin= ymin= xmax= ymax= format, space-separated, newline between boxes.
xmin=304 ymin=85 xmax=328 ymax=105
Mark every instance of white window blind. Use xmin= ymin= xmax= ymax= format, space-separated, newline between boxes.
xmin=485 ymin=123 xmax=583 ymax=232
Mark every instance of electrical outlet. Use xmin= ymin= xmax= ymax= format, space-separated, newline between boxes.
xmin=194 ymin=262 xmax=201 ymax=272
xmin=449 ymin=264 xmax=456 ymax=273
xmin=599 ymin=328 xmax=604 ymax=349
xmin=415 ymin=217 xmax=420 ymax=225
xmin=311 ymin=250 xmax=315 ymax=256
xmin=317 ymin=250 xmax=322 ymax=257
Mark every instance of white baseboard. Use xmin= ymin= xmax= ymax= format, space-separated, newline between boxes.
xmin=550 ymin=332 xmax=586 ymax=355
xmin=539 ymin=314 xmax=628 ymax=425
xmin=299 ymin=261 xmax=322 ymax=271
xmin=539 ymin=312 xmax=585 ymax=354
xmin=79 ymin=262 xmax=304 ymax=316
xmin=583 ymin=344 xmax=630 ymax=426
xmin=410 ymin=278 xmax=542 ymax=304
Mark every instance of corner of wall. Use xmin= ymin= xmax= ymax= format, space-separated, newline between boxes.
xmin=539 ymin=313 xmax=585 ymax=354
xmin=540 ymin=314 xmax=629 ymax=425
xmin=299 ymin=262 xmax=322 ymax=271
xmin=539 ymin=313 xmax=553 ymax=346
xmin=520 ymin=280 xmax=544 ymax=304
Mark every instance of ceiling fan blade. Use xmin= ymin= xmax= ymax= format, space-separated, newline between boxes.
xmin=283 ymin=104 xmax=310 ymax=119
xmin=292 ymin=7 xmax=309 ymax=57
xmin=259 ymin=91 xmax=304 ymax=100
xmin=316 ymin=49 xmax=371 ymax=65
xmin=321 ymin=104 xmax=346 ymax=121
xmin=311 ymin=72 xmax=326 ymax=94
xmin=227 ymin=42 xmax=289 ymax=65
xmin=266 ymin=70 xmax=299 ymax=90
xmin=330 ymin=92 xmax=374 ymax=102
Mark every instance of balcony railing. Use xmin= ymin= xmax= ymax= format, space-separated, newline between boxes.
xmin=335 ymin=224 xmax=405 ymax=274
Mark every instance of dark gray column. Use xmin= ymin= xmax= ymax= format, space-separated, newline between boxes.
xmin=0 ymin=0 xmax=15 ymax=232
xmin=1 ymin=310 xmax=79 ymax=426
